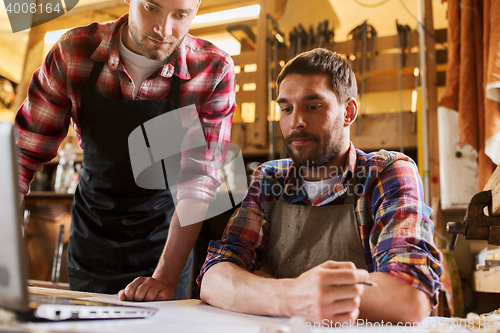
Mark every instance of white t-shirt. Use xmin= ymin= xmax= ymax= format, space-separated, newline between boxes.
xmin=302 ymin=175 xmax=342 ymax=203
xmin=119 ymin=33 xmax=167 ymax=98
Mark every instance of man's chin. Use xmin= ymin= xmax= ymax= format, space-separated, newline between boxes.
xmin=289 ymin=153 xmax=314 ymax=168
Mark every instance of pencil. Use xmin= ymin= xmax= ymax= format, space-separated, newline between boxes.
xmin=361 ymin=280 xmax=378 ymax=287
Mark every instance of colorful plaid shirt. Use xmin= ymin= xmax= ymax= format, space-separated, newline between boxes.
xmin=198 ymin=143 xmax=443 ymax=307
xmin=15 ymin=14 xmax=235 ymax=200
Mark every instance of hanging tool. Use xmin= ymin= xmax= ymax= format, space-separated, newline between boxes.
xmin=296 ymin=25 xmax=306 ymax=55
xmin=316 ymin=20 xmax=328 ymax=48
xmin=396 ymin=20 xmax=411 ymax=153
xmin=348 ymin=21 xmax=377 ymax=135
xmin=307 ymin=24 xmax=314 ymax=51
xmin=396 ymin=20 xmax=404 ymax=153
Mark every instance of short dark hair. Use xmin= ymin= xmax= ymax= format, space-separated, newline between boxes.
xmin=276 ymin=48 xmax=358 ymax=104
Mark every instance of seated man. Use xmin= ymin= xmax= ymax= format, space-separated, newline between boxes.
xmin=197 ymin=49 xmax=442 ymax=324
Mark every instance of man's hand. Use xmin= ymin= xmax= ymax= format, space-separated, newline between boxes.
xmin=282 ymin=261 xmax=369 ymax=323
xmin=118 ymin=276 xmax=175 ymax=302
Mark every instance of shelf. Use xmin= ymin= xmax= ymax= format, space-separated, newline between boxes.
xmin=45 ymin=151 xmax=83 ymax=165
xmin=27 ymin=191 xmax=73 ymax=199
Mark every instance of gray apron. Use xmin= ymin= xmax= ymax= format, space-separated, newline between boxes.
xmin=261 ymin=178 xmax=367 ymax=278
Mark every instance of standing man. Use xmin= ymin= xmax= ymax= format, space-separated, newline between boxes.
xmin=15 ymin=0 xmax=235 ymax=300
xmin=198 ymin=49 xmax=442 ymax=323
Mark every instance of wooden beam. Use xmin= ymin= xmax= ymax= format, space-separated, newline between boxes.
xmin=197 ymin=0 xmax=258 ymax=15
xmin=189 ymin=19 xmax=257 ymax=36
xmin=424 ymin=0 xmax=440 ymax=204
xmin=484 ymin=164 xmax=500 ymax=216
xmin=14 ymin=24 xmax=46 ymax=111
xmin=253 ymin=0 xmax=271 ymax=149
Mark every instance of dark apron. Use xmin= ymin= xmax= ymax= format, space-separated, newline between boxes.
xmin=68 ymin=61 xmax=192 ymax=298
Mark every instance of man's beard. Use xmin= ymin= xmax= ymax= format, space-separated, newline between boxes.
xmin=284 ymin=131 xmax=341 ymax=169
xmin=128 ymin=21 xmax=182 ymax=61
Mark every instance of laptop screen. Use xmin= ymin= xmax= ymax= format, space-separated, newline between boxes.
xmin=0 ymin=121 xmax=30 ymax=312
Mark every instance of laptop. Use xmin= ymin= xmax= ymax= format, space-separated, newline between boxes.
xmin=0 ymin=122 xmax=157 ymax=321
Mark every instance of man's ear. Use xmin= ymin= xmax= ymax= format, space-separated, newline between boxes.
xmin=124 ymin=0 xmax=130 ymax=5
xmin=344 ymin=97 xmax=358 ymax=127
xmin=195 ymin=0 xmax=201 ymax=13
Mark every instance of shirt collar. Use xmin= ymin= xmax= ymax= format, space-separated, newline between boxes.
xmin=342 ymin=142 xmax=358 ymax=183
xmin=282 ymin=142 xmax=358 ymax=204
xmin=158 ymin=35 xmax=192 ymax=80
xmin=91 ymin=13 xmax=192 ymax=79
xmin=91 ymin=14 xmax=126 ymax=70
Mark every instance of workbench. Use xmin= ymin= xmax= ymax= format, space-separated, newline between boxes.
xmin=0 ymin=283 xmax=489 ymax=333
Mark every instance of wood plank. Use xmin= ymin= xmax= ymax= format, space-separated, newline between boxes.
xmin=367 ymin=53 xmax=419 ymax=73
xmin=333 ymin=33 xmax=419 ymax=55
xmin=235 ymin=72 xmax=257 ymax=85
xmin=350 ymin=111 xmax=417 ymax=150
xmin=28 ymin=285 xmax=103 ymax=298
xmin=363 ymin=75 xmax=417 ymax=93
xmin=341 ymin=50 xmax=447 ymax=76
xmin=484 ymin=164 xmax=500 ymax=215
xmin=333 ymin=29 xmax=447 ymax=56
xmin=235 ymin=90 xmax=255 ymax=103
xmin=336 ymin=68 xmax=444 ymax=96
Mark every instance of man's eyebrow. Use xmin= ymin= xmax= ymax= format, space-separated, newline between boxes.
xmin=147 ymin=0 xmax=162 ymax=7
xmin=174 ymin=8 xmax=192 ymax=13
xmin=303 ymin=94 xmax=324 ymax=101
xmin=276 ymin=94 xmax=324 ymax=104
xmin=146 ymin=0 xmax=192 ymax=12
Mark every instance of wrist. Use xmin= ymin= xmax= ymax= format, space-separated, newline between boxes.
xmin=152 ymin=266 xmax=177 ymax=289
xmin=270 ymin=278 xmax=293 ymax=317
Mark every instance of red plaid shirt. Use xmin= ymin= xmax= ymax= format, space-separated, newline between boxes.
xmin=15 ymin=14 xmax=236 ymax=200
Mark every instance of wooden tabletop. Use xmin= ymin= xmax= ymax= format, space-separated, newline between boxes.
xmin=28 ymin=280 xmax=104 ymax=299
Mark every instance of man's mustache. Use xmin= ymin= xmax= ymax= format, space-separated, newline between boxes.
xmin=284 ymin=131 xmax=320 ymax=145
xmin=148 ymin=34 xmax=176 ymax=43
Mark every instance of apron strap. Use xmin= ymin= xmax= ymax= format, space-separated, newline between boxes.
xmin=169 ymin=75 xmax=181 ymax=106
xmin=344 ymin=164 xmax=358 ymax=205
xmin=82 ymin=61 xmax=106 ymax=99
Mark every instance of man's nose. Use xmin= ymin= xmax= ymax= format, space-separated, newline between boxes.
xmin=290 ymin=108 xmax=307 ymax=130
xmin=154 ymin=16 xmax=173 ymax=37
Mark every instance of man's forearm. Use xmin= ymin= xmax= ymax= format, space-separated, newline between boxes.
xmin=359 ymin=272 xmax=432 ymax=323
xmin=152 ymin=199 xmax=207 ymax=288
xmin=200 ymin=262 xmax=286 ymax=317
